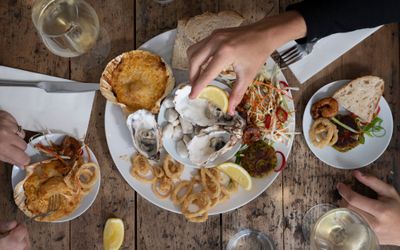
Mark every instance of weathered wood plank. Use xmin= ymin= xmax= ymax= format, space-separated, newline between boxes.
xmin=217 ymin=1 xmax=283 ymax=249
xmin=0 ymin=1 xmax=70 ymax=249
xmin=135 ymin=1 xmax=221 ymax=249
xmin=69 ymin=0 xmax=136 ymax=249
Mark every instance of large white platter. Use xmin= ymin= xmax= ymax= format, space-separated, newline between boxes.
xmin=11 ymin=133 xmax=101 ymax=222
xmin=303 ymin=80 xmax=393 ymax=169
xmin=104 ymin=29 xmax=295 ymax=215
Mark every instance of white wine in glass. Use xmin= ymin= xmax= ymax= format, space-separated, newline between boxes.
xmin=310 ymin=208 xmax=379 ymax=250
xmin=32 ymin=0 xmax=100 ymax=57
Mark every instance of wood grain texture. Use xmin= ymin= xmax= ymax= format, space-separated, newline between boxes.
xmin=135 ymin=1 xmax=221 ymax=249
xmin=69 ymin=0 xmax=136 ymax=249
xmin=0 ymin=1 xmax=70 ymax=249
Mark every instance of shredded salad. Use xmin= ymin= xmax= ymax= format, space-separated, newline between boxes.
xmin=238 ymin=64 xmax=298 ymax=145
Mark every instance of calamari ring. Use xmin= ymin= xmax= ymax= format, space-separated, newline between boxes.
xmin=151 ymin=176 xmax=174 ymax=199
xmin=225 ymin=180 xmax=238 ymax=193
xmin=171 ymin=180 xmax=193 ymax=204
xmin=130 ymin=154 xmax=156 ymax=183
xmin=200 ymin=168 xmax=221 ymax=199
xmin=153 ymin=166 xmax=165 ymax=179
xmin=182 ymin=192 xmax=210 ymax=221
xmin=328 ymin=126 xmax=339 ymax=146
xmin=163 ymin=155 xmax=183 ymax=179
xmin=185 ymin=211 xmax=208 ymax=223
xmin=311 ymin=97 xmax=339 ymax=119
xmin=210 ymin=186 xmax=230 ymax=208
xmin=309 ymin=118 xmax=338 ymax=148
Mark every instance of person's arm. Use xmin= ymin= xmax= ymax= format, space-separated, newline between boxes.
xmin=288 ymin=0 xmax=400 ymax=43
xmin=337 ymin=170 xmax=400 ymax=246
xmin=0 ymin=221 xmax=30 ymax=250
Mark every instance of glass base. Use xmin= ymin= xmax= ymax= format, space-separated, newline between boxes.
xmin=227 ymin=228 xmax=275 ymax=250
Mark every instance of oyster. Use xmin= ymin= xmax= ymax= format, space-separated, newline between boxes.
xmin=165 ymin=108 xmax=178 ymax=123
xmin=176 ymin=140 xmax=189 ymax=158
xmin=187 ymin=129 xmax=238 ymax=165
xmin=179 ymin=117 xmax=193 ymax=135
xmin=127 ymin=109 xmax=161 ymax=160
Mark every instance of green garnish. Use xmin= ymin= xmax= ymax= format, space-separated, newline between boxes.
xmin=331 ymin=117 xmax=360 ymax=134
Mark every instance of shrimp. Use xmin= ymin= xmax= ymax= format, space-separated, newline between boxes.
xmin=311 ymin=97 xmax=339 ymax=119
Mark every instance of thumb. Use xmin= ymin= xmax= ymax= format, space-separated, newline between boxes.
xmin=0 ymin=220 xmax=17 ymax=233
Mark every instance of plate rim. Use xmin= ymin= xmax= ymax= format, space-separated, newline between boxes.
xmin=302 ymin=79 xmax=394 ymax=169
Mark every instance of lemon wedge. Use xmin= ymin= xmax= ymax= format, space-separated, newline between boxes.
xmin=198 ymin=86 xmax=229 ymax=113
xmin=103 ymin=218 xmax=124 ymax=250
xmin=217 ymin=162 xmax=252 ymax=191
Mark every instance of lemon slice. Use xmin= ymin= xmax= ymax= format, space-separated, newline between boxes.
xmin=198 ymin=86 xmax=229 ymax=113
xmin=217 ymin=162 xmax=252 ymax=191
xmin=103 ymin=218 xmax=124 ymax=250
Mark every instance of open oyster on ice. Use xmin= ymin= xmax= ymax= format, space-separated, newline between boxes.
xmin=127 ymin=109 xmax=162 ymax=160
xmin=159 ymin=84 xmax=246 ymax=167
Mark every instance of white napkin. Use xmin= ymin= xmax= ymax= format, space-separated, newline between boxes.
xmin=0 ymin=66 xmax=96 ymax=139
xmin=278 ymin=26 xmax=381 ymax=84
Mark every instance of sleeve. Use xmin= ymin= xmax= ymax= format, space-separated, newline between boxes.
xmin=287 ymin=0 xmax=400 ymax=43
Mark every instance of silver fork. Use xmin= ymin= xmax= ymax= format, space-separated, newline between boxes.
xmin=274 ymin=40 xmax=317 ymax=68
xmin=28 ymin=194 xmax=61 ymax=222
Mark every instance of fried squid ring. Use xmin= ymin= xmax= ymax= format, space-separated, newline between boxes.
xmin=309 ymin=118 xmax=338 ymax=148
xmin=210 ymin=186 xmax=230 ymax=208
xmin=182 ymin=192 xmax=211 ymax=223
xmin=225 ymin=180 xmax=239 ymax=193
xmin=200 ymin=168 xmax=221 ymax=199
xmin=163 ymin=155 xmax=183 ymax=179
xmin=311 ymin=97 xmax=339 ymax=119
xmin=171 ymin=180 xmax=193 ymax=204
xmin=130 ymin=154 xmax=156 ymax=183
xmin=151 ymin=176 xmax=174 ymax=199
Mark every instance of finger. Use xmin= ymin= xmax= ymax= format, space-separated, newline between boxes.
xmin=0 ymin=110 xmax=18 ymax=124
xmin=337 ymin=183 xmax=384 ymax=215
xmin=2 ymin=145 xmax=30 ymax=167
xmin=190 ymin=55 xmax=227 ymax=99
xmin=228 ymin=75 xmax=252 ymax=115
xmin=10 ymin=134 xmax=28 ymax=151
xmin=339 ymin=199 xmax=378 ymax=229
xmin=188 ymin=41 xmax=215 ymax=84
xmin=353 ymin=170 xmax=398 ymax=197
xmin=9 ymin=224 xmax=28 ymax=242
xmin=0 ymin=220 xmax=17 ymax=233
xmin=23 ymin=233 xmax=31 ymax=250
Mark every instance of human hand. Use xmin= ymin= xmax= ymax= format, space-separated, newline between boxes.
xmin=187 ymin=11 xmax=306 ymax=114
xmin=337 ymin=170 xmax=400 ymax=246
xmin=0 ymin=221 xmax=30 ymax=250
xmin=0 ymin=110 xmax=29 ymax=167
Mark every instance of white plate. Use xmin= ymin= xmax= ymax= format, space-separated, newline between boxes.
xmin=157 ymin=81 xmax=241 ymax=168
xmin=104 ymin=29 xmax=295 ymax=215
xmin=11 ymin=133 xmax=101 ymax=222
xmin=303 ymin=80 xmax=393 ymax=169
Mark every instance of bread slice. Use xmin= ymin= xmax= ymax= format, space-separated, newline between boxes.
xmin=172 ymin=11 xmax=244 ymax=70
xmin=184 ymin=11 xmax=244 ymax=43
xmin=172 ymin=18 xmax=192 ymax=70
xmin=333 ymin=76 xmax=384 ymax=123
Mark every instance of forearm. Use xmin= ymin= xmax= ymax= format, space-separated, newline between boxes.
xmin=288 ymin=0 xmax=400 ymax=42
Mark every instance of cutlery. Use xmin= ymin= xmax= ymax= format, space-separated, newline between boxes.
xmin=0 ymin=79 xmax=99 ymax=93
xmin=274 ymin=40 xmax=317 ymax=68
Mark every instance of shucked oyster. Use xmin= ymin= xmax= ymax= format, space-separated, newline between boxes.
xmin=127 ymin=109 xmax=161 ymax=160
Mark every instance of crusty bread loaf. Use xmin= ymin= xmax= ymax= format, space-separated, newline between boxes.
xmin=332 ymin=76 xmax=384 ymax=123
xmin=184 ymin=11 xmax=244 ymax=43
xmin=172 ymin=11 xmax=244 ymax=70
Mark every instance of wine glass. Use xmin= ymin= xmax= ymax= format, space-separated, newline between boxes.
xmin=32 ymin=0 xmax=109 ymax=60
xmin=302 ymin=204 xmax=380 ymax=250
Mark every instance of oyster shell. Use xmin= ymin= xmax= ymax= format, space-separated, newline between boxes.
xmin=127 ymin=109 xmax=161 ymax=160
xmin=179 ymin=117 xmax=193 ymax=135
xmin=187 ymin=129 xmax=237 ymax=165
xmin=165 ymin=108 xmax=178 ymax=123
xmin=176 ymin=140 xmax=189 ymax=158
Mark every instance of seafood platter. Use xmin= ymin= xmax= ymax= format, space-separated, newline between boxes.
xmin=11 ymin=133 xmax=100 ymax=222
xmin=303 ymin=77 xmax=393 ymax=169
xmin=101 ymin=29 xmax=296 ymax=223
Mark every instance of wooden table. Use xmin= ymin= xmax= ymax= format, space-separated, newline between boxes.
xmin=0 ymin=0 xmax=399 ymax=249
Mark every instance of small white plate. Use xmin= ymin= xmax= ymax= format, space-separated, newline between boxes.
xmin=11 ymin=133 xmax=101 ymax=222
xmin=303 ymin=80 xmax=393 ymax=169
xmin=157 ymin=81 xmax=241 ymax=168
